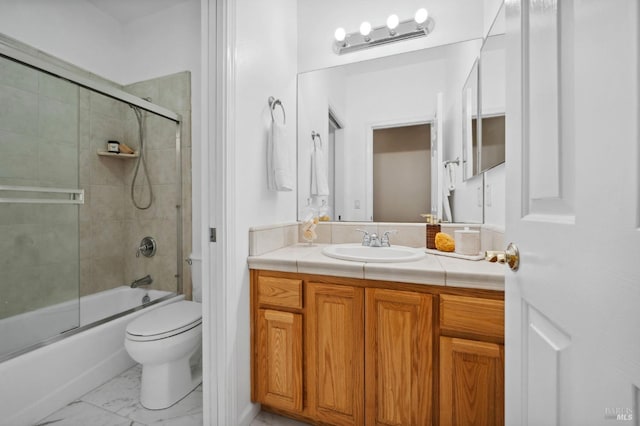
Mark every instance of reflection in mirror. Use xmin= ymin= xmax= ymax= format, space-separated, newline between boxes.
xmin=297 ymin=39 xmax=483 ymax=223
xmin=479 ymin=2 xmax=506 ymax=173
xmin=462 ymin=59 xmax=479 ymax=180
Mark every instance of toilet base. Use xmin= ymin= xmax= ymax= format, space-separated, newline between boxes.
xmin=139 ymin=343 xmax=202 ymax=410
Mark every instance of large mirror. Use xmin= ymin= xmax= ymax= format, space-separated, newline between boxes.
xmin=297 ymin=39 xmax=484 ymax=223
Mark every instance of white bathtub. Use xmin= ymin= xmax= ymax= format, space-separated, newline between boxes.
xmin=0 ymin=286 xmax=183 ymax=426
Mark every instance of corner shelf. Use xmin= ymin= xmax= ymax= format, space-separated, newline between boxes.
xmin=97 ymin=151 xmax=139 ymax=159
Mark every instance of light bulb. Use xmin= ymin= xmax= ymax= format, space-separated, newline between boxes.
xmin=359 ymin=21 xmax=372 ymax=36
xmin=415 ymin=8 xmax=429 ymax=25
xmin=334 ymin=27 xmax=346 ymax=42
xmin=386 ymin=14 xmax=399 ymax=30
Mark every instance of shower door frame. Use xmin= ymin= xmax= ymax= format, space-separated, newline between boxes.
xmin=0 ymin=34 xmax=184 ymax=361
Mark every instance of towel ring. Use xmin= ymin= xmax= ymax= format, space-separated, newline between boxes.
xmin=268 ymin=96 xmax=286 ymax=125
xmin=311 ymin=131 xmax=322 ymax=149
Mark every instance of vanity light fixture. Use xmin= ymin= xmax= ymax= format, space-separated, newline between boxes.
xmin=333 ymin=8 xmax=435 ymax=55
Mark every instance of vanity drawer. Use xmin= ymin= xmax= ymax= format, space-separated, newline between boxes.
xmin=258 ymin=276 xmax=303 ymax=309
xmin=440 ymin=294 xmax=504 ymax=339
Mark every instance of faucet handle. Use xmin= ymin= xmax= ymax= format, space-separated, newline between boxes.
xmin=381 ymin=230 xmax=397 ymax=247
xmin=356 ymin=229 xmax=371 ymax=246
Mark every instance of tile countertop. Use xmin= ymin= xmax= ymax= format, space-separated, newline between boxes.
xmin=247 ymin=243 xmax=505 ymax=292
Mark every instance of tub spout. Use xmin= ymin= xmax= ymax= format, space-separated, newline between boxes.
xmin=131 ymin=274 xmax=153 ymax=288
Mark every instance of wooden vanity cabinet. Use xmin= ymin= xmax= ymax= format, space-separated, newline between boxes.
xmin=438 ymin=294 xmax=505 ymax=426
xmin=253 ymin=274 xmax=304 ymax=413
xmin=251 ymin=270 xmax=504 ymax=426
xmin=306 ymin=282 xmax=365 ymax=425
xmin=365 ymin=288 xmax=433 ymax=426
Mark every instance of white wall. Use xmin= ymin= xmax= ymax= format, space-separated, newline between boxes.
xmin=0 ymin=0 xmax=125 ymax=81
xmin=232 ymin=0 xmax=298 ymax=422
xmin=120 ymin=2 xmax=200 ymax=85
xmin=0 ymin=0 xmax=201 ymax=83
xmin=297 ymin=0 xmax=484 ymax=72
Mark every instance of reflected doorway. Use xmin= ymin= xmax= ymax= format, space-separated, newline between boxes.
xmin=372 ymin=123 xmax=431 ymax=222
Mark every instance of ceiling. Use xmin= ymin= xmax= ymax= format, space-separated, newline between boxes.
xmin=86 ymin=0 xmax=192 ymax=24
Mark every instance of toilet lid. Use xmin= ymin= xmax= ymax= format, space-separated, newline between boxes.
xmin=126 ymin=300 xmax=202 ymax=340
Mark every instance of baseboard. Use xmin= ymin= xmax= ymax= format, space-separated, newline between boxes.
xmin=238 ymin=401 xmax=261 ymax=426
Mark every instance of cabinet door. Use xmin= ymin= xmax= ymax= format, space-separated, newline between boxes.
xmin=257 ymin=309 xmax=303 ymax=412
xmin=365 ymin=288 xmax=433 ymax=426
xmin=440 ymin=337 xmax=504 ymax=426
xmin=307 ymin=282 xmax=364 ymax=426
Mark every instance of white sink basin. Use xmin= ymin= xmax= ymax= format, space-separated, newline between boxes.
xmin=322 ymin=243 xmax=425 ymax=263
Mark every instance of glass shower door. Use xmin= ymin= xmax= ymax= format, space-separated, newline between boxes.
xmin=0 ymin=55 xmax=81 ymax=360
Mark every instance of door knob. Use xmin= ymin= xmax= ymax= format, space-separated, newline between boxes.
xmin=505 ymin=242 xmax=520 ymax=271
xmin=485 ymin=243 xmax=520 ymax=271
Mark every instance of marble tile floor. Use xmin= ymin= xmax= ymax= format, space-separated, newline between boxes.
xmin=34 ymin=364 xmax=309 ymax=426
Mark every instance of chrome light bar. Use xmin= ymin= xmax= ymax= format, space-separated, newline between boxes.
xmin=334 ymin=17 xmax=435 ymax=55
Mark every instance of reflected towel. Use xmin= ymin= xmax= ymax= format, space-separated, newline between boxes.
xmin=443 ymin=186 xmax=453 ymax=223
xmin=268 ymin=121 xmax=293 ymax=191
xmin=442 ymin=163 xmax=454 ymax=222
xmin=444 ymin=163 xmax=456 ymax=194
xmin=311 ymin=144 xmax=329 ymax=196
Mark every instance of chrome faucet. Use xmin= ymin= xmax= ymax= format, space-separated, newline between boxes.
xmin=356 ymin=229 xmax=371 ymax=246
xmin=380 ymin=230 xmax=397 ymax=247
xmin=356 ymin=229 xmax=397 ymax=247
xmin=130 ymin=274 xmax=153 ymax=288
xmin=368 ymin=233 xmax=382 ymax=247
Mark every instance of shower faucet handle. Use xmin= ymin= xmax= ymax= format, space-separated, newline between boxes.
xmin=136 ymin=236 xmax=157 ymax=258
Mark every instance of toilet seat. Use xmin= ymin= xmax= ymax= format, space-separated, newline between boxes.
xmin=126 ymin=301 xmax=202 ymax=342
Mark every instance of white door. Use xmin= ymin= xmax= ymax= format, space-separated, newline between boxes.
xmin=431 ymin=92 xmax=444 ymax=221
xmin=505 ymin=1 xmax=640 ymax=425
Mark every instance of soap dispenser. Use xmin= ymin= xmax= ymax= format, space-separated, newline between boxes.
xmin=422 ymin=214 xmax=441 ymax=249
xmin=300 ymin=198 xmax=318 ymax=244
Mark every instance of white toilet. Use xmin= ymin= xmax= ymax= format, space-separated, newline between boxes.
xmin=125 ymin=300 xmax=202 ymax=409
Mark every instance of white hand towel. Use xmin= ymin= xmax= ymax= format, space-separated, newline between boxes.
xmin=268 ymin=121 xmax=293 ymax=191
xmin=311 ymin=145 xmax=330 ymax=196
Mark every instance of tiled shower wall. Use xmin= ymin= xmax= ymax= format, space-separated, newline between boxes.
xmin=123 ymin=72 xmax=192 ymax=299
xmin=80 ymin=71 xmax=192 ymax=298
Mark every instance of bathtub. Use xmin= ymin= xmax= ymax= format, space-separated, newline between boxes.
xmin=0 ymin=286 xmax=183 ymax=426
